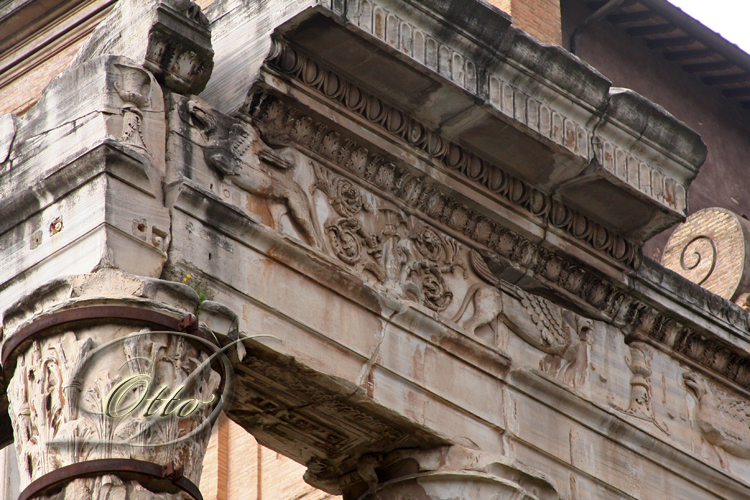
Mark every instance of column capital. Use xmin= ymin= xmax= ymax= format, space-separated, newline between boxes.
xmin=344 ymin=446 xmax=557 ymax=500
xmin=2 ymin=269 xmax=239 ymax=499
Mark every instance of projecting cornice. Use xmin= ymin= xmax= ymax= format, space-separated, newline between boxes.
xmin=220 ymin=0 xmax=706 ymax=252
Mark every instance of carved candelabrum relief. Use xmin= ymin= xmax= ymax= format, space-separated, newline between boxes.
xmin=103 ymin=57 xmax=167 ymax=181
xmin=609 ymin=341 xmax=669 ymax=434
xmin=114 ymin=63 xmax=152 ymax=154
xmin=3 ymin=271 xmax=228 ymax=499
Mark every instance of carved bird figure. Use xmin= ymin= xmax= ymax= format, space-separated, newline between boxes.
xmin=683 ymin=372 xmax=750 ymax=469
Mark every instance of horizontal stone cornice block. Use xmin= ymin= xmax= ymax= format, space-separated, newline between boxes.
xmin=263 ymin=0 xmax=705 ymax=245
xmin=1 ymin=55 xmax=166 ymax=202
xmin=251 ymin=48 xmax=641 ymax=270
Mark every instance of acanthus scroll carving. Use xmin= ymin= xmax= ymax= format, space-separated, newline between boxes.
xmin=312 ymin=162 xmax=465 ymax=312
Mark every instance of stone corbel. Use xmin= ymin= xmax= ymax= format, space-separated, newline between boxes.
xmin=70 ymin=0 xmax=213 ymax=95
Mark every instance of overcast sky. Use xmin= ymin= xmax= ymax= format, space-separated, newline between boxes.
xmin=667 ymin=0 xmax=750 ymax=54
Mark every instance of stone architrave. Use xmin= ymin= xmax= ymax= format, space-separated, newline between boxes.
xmin=1 ymin=269 xmax=238 ymax=500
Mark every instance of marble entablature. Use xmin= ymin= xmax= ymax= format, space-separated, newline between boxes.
xmin=1 ymin=0 xmax=749 ymax=499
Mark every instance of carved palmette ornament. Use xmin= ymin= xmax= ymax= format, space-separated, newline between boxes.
xmin=662 ymin=207 xmax=750 ymax=302
xmin=113 ymin=63 xmax=151 ymax=153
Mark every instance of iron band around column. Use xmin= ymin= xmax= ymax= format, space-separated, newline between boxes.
xmin=17 ymin=459 xmax=203 ymax=500
xmin=1 ymin=305 xmax=218 ymax=382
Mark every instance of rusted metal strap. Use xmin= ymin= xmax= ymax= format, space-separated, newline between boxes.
xmin=1 ymin=305 xmax=212 ymax=381
xmin=17 ymin=459 xmax=202 ymax=500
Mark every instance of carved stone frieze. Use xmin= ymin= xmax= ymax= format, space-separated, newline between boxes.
xmin=260 ymin=41 xmax=639 ymax=268
xmin=683 ymin=371 xmax=750 ymax=470
xmin=312 ymin=162 xmax=465 ymax=311
xmin=165 ymin=53 xmax=750 ymax=455
xmin=622 ymin=300 xmax=750 ymax=392
xmin=187 ymin=95 xmax=325 ymax=250
xmin=181 ymin=92 xmax=601 ymax=393
xmin=454 ymin=250 xmax=594 ymax=389
xmin=235 ymin=75 xmax=750 ymax=408
xmin=312 ymin=157 xmax=596 ymax=388
xmin=243 ymin=89 xmax=634 ymax=319
xmin=609 ymin=341 xmax=669 ymax=434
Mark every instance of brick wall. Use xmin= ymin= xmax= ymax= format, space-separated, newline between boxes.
xmin=486 ymin=0 xmax=562 ymax=46
xmin=0 ymin=35 xmax=87 ymax=116
xmin=201 ymin=413 xmax=338 ymax=500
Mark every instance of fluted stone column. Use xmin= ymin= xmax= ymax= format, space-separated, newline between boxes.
xmin=1 ymin=269 xmax=238 ymax=500
xmin=344 ymin=446 xmax=557 ymax=500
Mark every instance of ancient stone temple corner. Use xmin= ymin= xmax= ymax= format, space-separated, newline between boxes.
xmin=2 ymin=0 xmax=750 ymax=499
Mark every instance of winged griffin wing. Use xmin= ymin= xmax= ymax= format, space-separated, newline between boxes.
xmin=720 ymin=399 xmax=750 ymax=424
xmin=519 ymin=290 xmax=571 ymax=351
xmin=468 ymin=249 xmax=572 ymax=351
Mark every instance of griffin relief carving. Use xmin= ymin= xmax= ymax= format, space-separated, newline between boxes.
xmin=188 ymin=96 xmax=324 ymax=250
xmin=454 ymin=250 xmax=594 ymax=388
xmin=683 ymin=371 xmax=750 ymax=470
